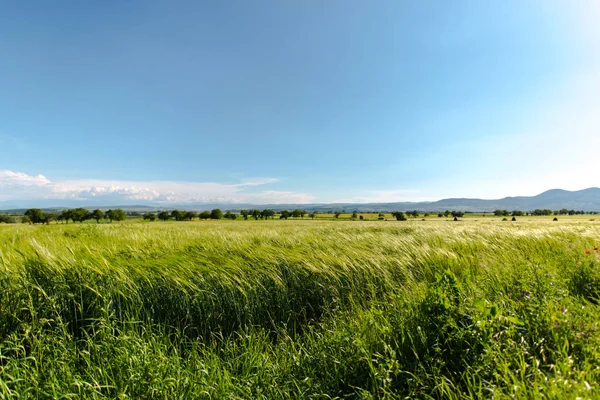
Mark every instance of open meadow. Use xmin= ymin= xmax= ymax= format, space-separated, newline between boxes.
xmin=1 ymin=218 xmax=600 ymax=398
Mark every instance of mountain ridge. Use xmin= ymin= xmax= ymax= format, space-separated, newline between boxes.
xmin=2 ymin=188 xmax=600 ymax=213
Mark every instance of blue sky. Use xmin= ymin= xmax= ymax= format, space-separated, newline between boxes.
xmin=1 ymin=1 xmax=599 ymax=207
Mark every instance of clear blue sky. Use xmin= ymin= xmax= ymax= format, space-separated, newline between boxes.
xmin=1 ymin=1 xmax=599 ymax=207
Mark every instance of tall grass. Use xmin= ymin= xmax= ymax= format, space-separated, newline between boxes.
xmin=1 ymin=219 xmax=599 ymax=398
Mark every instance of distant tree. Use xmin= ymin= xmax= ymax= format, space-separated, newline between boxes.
xmin=60 ymin=209 xmax=73 ymax=224
xmin=184 ymin=211 xmax=198 ymax=221
xmin=411 ymin=210 xmax=419 ymax=218
xmin=21 ymin=215 xmax=31 ymax=224
xmin=292 ymin=209 xmax=303 ymax=219
xmin=438 ymin=213 xmax=443 ymax=218
xmin=24 ymin=208 xmax=45 ymax=224
xmin=158 ymin=211 xmax=170 ymax=221
xmin=280 ymin=210 xmax=290 ymax=219
xmin=391 ymin=211 xmax=407 ymax=221
xmin=0 ymin=215 xmax=16 ymax=224
xmin=262 ymin=209 xmax=275 ymax=219
xmin=240 ymin=210 xmax=249 ymax=220
xmin=171 ymin=210 xmax=184 ymax=221
xmin=112 ymin=209 xmax=126 ymax=222
xmin=359 ymin=215 xmax=364 ymax=220
xmin=251 ymin=209 xmax=261 ymax=220
xmin=351 ymin=211 xmax=358 ymax=220
xmin=43 ymin=212 xmax=58 ymax=224
xmin=559 ymin=208 xmax=569 ymax=215
xmin=210 ymin=209 xmax=223 ymax=220
xmin=71 ymin=208 xmax=92 ymax=223
xmin=334 ymin=211 xmax=341 ymax=219
xmin=143 ymin=212 xmax=157 ymax=221
xmin=199 ymin=211 xmax=211 ymax=220
xmin=511 ymin=210 xmax=524 ymax=217
xmin=224 ymin=211 xmax=237 ymax=220
xmin=378 ymin=213 xmax=385 ymax=220
xmin=92 ymin=209 xmax=104 ymax=223
xmin=444 ymin=210 xmax=451 ymax=218
xmin=451 ymin=211 xmax=464 ymax=218
xmin=424 ymin=212 xmax=430 ymax=217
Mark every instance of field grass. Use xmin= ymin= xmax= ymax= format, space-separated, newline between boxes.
xmin=1 ymin=219 xmax=600 ymax=398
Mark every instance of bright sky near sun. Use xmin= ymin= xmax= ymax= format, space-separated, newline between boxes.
xmin=1 ymin=1 xmax=599 ymax=207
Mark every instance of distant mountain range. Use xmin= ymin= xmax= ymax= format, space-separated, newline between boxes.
xmin=1 ymin=188 xmax=600 ymax=213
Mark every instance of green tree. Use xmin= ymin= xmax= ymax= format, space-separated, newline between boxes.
xmin=262 ymin=209 xmax=275 ymax=220
xmin=184 ymin=211 xmax=198 ymax=221
xmin=92 ymin=209 xmax=104 ymax=223
xmin=351 ymin=211 xmax=358 ymax=220
xmin=171 ymin=210 xmax=184 ymax=221
xmin=199 ymin=211 xmax=211 ymax=220
xmin=24 ymin=208 xmax=45 ymax=224
xmin=292 ymin=209 xmax=303 ymax=219
xmin=143 ymin=213 xmax=157 ymax=221
xmin=158 ymin=211 xmax=170 ymax=221
xmin=280 ymin=210 xmax=290 ymax=219
xmin=224 ymin=211 xmax=237 ymax=220
xmin=334 ymin=211 xmax=341 ymax=219
xmin=110 ymin=209 xmax=127 ymax=222
xmin=392 ymin=211 xmax=406 ymax=221
xmin=210 ymin=209 xmax=223 ymax=220
xmin=60 ymin=209 xmax=73 ymax=224
xmin=71 ymin=208 xmax=91 ymax=223
xmin=43 ymin=212 xmax=58 ymax=224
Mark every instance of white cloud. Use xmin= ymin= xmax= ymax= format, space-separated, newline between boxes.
xmin=0 ymin=172 xmax=314 ymax=206
xmin=0 ymin=170 xmax=51 ymax=187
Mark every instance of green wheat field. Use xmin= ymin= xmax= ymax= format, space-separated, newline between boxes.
xmin=1 ymin=219 xmax=599 ymax=399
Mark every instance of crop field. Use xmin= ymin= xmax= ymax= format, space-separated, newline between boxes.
xmin=1 ymin=219 xmax=600 ymax=398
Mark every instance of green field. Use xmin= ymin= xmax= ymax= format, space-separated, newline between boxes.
xmin=1 ymin=219 xmax=600 ymax=398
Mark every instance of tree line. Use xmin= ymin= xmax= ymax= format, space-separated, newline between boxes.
xmin=5 ymin=207 xmax=596 ymax=225
xmin=493 ymin=209 xmax=589 ymax=217
xmin=21 ymin=208 xmax=127 ymax=224
xmin=147 ymin=209 xmax=316 ymax=221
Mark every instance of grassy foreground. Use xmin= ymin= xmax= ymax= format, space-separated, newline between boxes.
xmin=1 ymin=219 xmax=599 ymax=398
